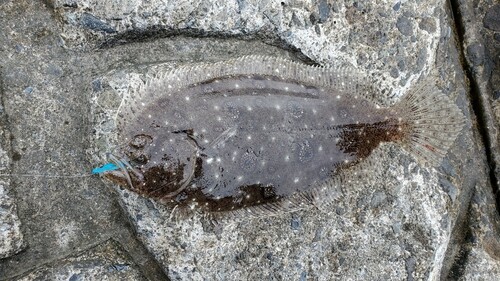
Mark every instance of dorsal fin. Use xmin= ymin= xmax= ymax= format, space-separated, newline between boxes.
xmin=116 ymin=56 xmax=378 ymax=133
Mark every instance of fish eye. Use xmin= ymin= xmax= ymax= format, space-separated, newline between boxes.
xmin=129 ymin=134 xmax=153 ymax=149
xmin=132 ymin=153 xmax=149 ymax=165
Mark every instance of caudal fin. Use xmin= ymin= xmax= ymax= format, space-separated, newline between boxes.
xmin=396 ymin=78 xmax=465 ymax=166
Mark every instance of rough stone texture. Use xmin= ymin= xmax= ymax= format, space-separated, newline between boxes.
xmin=451 ymin=1 xmax=500 ymax=278
xmin=483 ymin=4 xmax=500 ymax=31
xmin=84 ymin=0 xmax=483 ymax=280
xmin=482 ymin=2 xmax=500 ymax=145
xmin=0 ymin=1 xmax=118 ymax=276
xmin=456 ymin=0 xmax=500 ymax=188
xmin=454 ymin=181 xmax=500 ymax=280
xmin=0 ymin=65 xmax=24 ymax=258
xmin=0 ymin=0 xmax=498 ymax=280
xmin=52 ymin=0 xmax=444 ymax=98
xmin=0 ymin=148 xmax=24 ymax=258
xmin=0 ymin=2 xmax=167 ymax=280
xmin=13 ymin=240 xmax=147 ymax=280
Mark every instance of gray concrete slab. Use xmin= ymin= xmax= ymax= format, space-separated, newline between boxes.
xmin=12 ymin=240 xmax=148 ymax=280
xmin=0 ymin=57 xmax=24 ymax=258
xmin=0 ymin=2 xmax=166 ymax=280
xmin=455 ymin=0 xmax=500 ymax=193
xmin=0 ymin=0 xmax=498 ymax=280
xmin=0 ymin=135 xmax=24 ymax=258
xmin=80 ymin=0 xmax=485 ymax=279
xmin=444 ymin=0 xmax=500 ymax=278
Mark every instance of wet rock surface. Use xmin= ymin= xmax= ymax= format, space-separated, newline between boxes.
xmin=0 ymin=0 xmax=498 ymax=280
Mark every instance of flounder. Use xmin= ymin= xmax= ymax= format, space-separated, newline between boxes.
xmin=103 ymin=56 xmax=465 ymax=217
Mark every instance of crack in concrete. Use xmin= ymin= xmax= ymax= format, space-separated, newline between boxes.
xmin=441 ymin=0 xmax=500 ymax=278
xmin=111 ymin=212 xmax=171 ymax=281
xmin=447 ymin=0 xmax=500 ymax=213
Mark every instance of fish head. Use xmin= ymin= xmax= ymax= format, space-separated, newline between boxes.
xmin=103 ymin=132 xmax=198 ymax=199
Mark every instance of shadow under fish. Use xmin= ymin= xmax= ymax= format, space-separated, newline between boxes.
xmin=98 ymin=56 xmax=465 ymax=218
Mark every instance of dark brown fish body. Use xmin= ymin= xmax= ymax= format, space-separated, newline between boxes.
xmin=104 ymin=56 xmax=464 ymax=216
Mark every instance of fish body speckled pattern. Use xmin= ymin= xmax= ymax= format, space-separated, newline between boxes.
xmin=103 ymin=56 xmax=465 ymax=217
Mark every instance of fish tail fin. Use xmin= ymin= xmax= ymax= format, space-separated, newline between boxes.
xmin=395 ymin=78 xmax=465 ymax=166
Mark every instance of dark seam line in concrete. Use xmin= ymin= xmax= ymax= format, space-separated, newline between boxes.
xmin=442 ymin=190 xmax=474 ymax=280
xmin=112 ymin=227 xmax=171 ymax=281
xmin=107 ymin=186 xmax=170 ymax=281
xmin=3 ymin=238 xmax=111 ymax=281
xmin=0 ymin=62 xmax=26 ymax=262
xmin=447 ymin=0 xmax=500 ymax=214
xmin=0 ymin=67 xmax=16 ymax=189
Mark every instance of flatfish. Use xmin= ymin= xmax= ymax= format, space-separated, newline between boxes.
xmin=103 ymin=56 xmax=465 ymax=217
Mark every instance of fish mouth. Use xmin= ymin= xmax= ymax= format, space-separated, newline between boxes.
xmin=103 ymin=169 xmax=134 ymax=188
xmin=103 ymin=153 xmax=144 ymax=190
xmin=102 ymin=152 xmax=196 ymax=199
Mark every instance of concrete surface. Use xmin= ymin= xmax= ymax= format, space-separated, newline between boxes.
xmin=0 ymin=0 xmax=498 ymax=280
xmin=13 ymin=240 xmax=147 ymax=281
xmin=0 ymin=134 xmax=24 ymax=258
